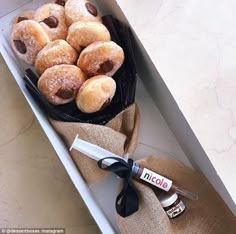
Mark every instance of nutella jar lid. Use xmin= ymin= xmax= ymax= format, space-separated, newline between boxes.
xmin=158 ymin=192 xmax=178 ymax=208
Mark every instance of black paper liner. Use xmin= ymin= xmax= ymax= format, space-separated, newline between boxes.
xmin=23 ymin=15 xmax=137 ymax=125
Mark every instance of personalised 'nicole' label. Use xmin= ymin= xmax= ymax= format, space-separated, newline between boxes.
xmin=140 ymin=168 xmax=172 ymax=191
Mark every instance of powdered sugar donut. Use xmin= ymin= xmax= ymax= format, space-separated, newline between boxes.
xmin=38 ymin=64 xmax=86 ymax=105
xmin=65 ymin=0 xmax=101 ymax=25
xmin=77 ymin=41 xmax=125 ymax=77
xmin=11 ymin=20 xmax=50 ymax=65
xmin=34 ymin=3 xmax=67 ymax=41
xmin=35 ymin=39 xmax=78 ymax=75
xmin=76 ymin=75 xmax=116 ymax=113
xmin=66 ymin=21 xmax=110 ymax=51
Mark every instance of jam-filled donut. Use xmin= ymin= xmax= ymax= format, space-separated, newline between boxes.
xmin=13 ymin=10 xmax=35 ymax=25
xmin=76 ymin=75 xmax=116 ymax=113
xmin=11 ymin=20 xmax=50 ymax=65
xmin=66 ymin=21 xmax=110 ymax=51
xmin=38 ymin=64 xmax=86 ymax=105
xmin=35 ymin=39 xmax=78 ymax=75
xmin=77 ymin=41 xmax=125 ymax=77
xmin=34 ymin=3 xmax=67 ymax=41
xmin=65 ymin=0 xmax=101 ymax=25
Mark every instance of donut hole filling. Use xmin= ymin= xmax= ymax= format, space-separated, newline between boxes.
xmin=56 ymin=88 xmax=74 ymax=99
xmin=97 ymin=60 xmax=114 ymax=74
xmin=42 ymin=16 xmax=59 ymax=28
xmin=55 ymin=0 xmax=66 ymax=6
xmin=13 ymin=40 xmax=27 ymax=54
xmin=17 ymin=16 xmax=28 ymax=23
xmin=85 ymin=2 xmax=98 ymax=17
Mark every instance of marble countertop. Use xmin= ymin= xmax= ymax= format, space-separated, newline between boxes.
xmin=0 ymin=55 xmax=98 ymax=232
xmin=116 ymin=0 xmax=236 ymax=204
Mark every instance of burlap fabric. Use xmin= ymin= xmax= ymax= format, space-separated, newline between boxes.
xmin=50 ymin=103 xmax=140 ymax=184
xmin=117 ymin=156 xmax=236 ymax=234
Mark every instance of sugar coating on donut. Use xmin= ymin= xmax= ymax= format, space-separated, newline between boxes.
xmin=12 ymin=10 xmax=35 ymax=25
xmin=65 ymin=0 xmax=101 ymax=25
xmin=11 ymin=20 xmax=50 ymax=65
xmin=76 ymin=75 xmax=116 ymax=113
xmin=34 ymin=3 xmax=68 ymax=41
xmin=35 ymin=39 xmax=78 ymax=75
xmin=38 ymin=64 xmax=86 ymax=105
xmin=66 ymin=21 xmax=110 ymax=51
xmin=77 ymin=41 xmax=125 ymax=77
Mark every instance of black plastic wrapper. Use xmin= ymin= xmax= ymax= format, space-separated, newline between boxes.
xmin=23 ymin=15 xmax=137 ymax=125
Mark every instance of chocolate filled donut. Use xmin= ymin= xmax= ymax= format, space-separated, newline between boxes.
xmin=76 ymin=75 xmax=116 ymax=113
xmin=65 ymin=0 xmax=101 ymax=25
xmin=38 ymin=64 xmax=86 ymax=105
xmin=35 ymin=39 xmax=78 ymax=75
xmin=66 ymin=21 xmax=110 ymax=51
xmin=11 ymin=20 xmax=50 ymax=65
xmin=77 ymin=41 xmax=125 ymax=77
xmin=34 ymin=3 xmax=68 ymax=41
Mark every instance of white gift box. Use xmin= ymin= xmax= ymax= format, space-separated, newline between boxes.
xmin=0 ymin=0 xmax=235 ymax=233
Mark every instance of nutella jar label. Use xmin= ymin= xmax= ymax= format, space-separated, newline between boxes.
xmin=140 ymin=168 xmax=172 ymax=191
xmin=166 ymin=200 xmax=185 ymax=218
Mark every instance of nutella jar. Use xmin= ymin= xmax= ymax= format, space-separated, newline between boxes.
xmin=158 ymin=192 xmax=185 ymax=218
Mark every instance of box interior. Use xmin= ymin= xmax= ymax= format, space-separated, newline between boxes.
xmin=1 ymin=0 xmax=231 ymax=232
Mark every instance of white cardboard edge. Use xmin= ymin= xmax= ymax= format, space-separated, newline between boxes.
xmin=0 ymin=40 xmax=115 ymax=234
